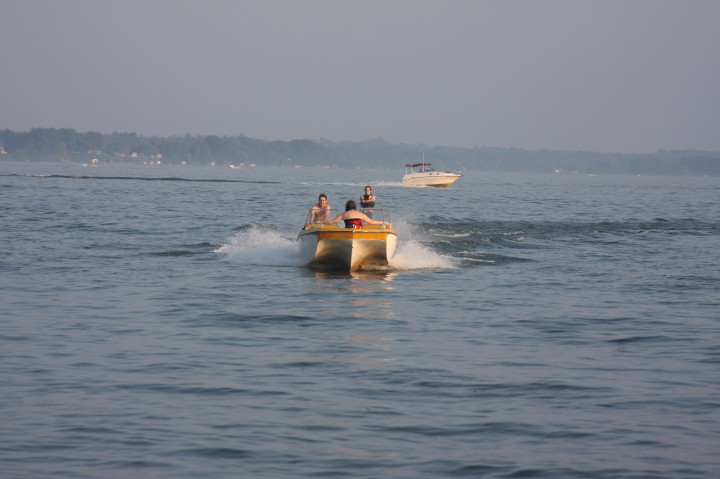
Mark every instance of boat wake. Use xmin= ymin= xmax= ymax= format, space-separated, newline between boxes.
xmin=215 ymin=225 xmax=458 ymax=271
xmin=389 ymin=240 xmax=459 ymax=270
xmin=215 ymin=225 xmax=306 ymax=267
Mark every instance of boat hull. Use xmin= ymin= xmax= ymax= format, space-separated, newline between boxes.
xmin=402 ymin=172 xmax=461 ymax=188
xmin=298 ymin=225 xmax=398 ymax=271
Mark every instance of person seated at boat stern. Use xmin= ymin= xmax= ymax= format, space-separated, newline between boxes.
xmin=323 ymin=200 xmax=387 ymax=229
xmin=360 ymin=185 xmax=376 ymax=218
xmin=309 ymin=193 xmax=331 ymax=223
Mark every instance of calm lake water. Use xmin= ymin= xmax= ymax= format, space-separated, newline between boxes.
xmin=1 ymin=162 xmax=719 ymax=478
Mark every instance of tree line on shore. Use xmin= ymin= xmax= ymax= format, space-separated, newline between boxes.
xmin=1 ymin=128 xmax=719 ymax=176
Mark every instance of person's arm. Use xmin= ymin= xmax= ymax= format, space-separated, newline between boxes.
xmin=360 ymin=212 xmax=386 ymax=225
xmin=323 ymin=212 xmax=343 ymax=225
xmin=309 ymin=207 xmax=319 ymax=223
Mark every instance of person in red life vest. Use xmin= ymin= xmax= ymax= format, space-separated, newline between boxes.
xmin=323 ymin=200 xmax=387 ymax=229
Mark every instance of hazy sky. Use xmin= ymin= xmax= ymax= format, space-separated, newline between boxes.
xmin=2 ymin=0 xmax=719 ymax=153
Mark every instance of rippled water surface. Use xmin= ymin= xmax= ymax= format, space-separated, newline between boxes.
xmin=1 ymin=162 xmax=719 ymax=478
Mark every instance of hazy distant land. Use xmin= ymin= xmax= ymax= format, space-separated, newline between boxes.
xmin=1 ymin=128 xmax=718 ymax=176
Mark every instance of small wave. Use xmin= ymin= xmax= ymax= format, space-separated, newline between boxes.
xmin=152 ymin=242 xmax=218 ymax=257
xmin=175 ymin=448 xmax=253 ymax=459
xmin=6 ymin=173 xmax=284 ymax=184
xmin=456 ymin=251 xmax=533 ymax=265
xmin=153 ymin=250 xmax=199 ymax=256
xmin=434 ymin=232 xmax=471 ymax=238
xmin=607 ymin=335 xmax=672 ymax=344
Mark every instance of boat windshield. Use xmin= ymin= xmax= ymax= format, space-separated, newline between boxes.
xmin=405 ymin=163 xmax=433 ymax=173
xmin=304 ymin=207 xmax=391 ymax=225
xmin=359 ymin=208 xmax=390 ymax=223
xmin=305 ymin=207 xmax=339 ymax=225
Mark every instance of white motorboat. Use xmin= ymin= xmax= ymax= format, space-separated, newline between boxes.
xmin=298 ymin=208 xmax=398 ymax=271
xmin=402 ymin=161 xmax=462 ymax=188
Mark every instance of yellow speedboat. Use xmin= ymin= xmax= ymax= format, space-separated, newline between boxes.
xmin=298 ymin=208 xmax=398 ymax=271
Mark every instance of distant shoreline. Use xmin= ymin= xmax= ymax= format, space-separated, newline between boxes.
xmin=2 ymin=128 xmax=719 ymax=176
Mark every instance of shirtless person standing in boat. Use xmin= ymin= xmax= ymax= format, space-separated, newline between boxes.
xmin=309 ymin=194 xmax=331 ymax=223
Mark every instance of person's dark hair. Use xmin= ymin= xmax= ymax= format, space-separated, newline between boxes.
xmin=345 ymin=200 xmax=357 ymax=211
xmin=364 ymin=185 xmax=372 ymax=191
xmin=318 ymin=194 xmax=327 ymax=201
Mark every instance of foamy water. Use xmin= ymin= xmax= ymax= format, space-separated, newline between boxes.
xmin=215 ymin=226 xmax=307 ymax=267
xmin=216 ymin=223 xmax=458 ymax=271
